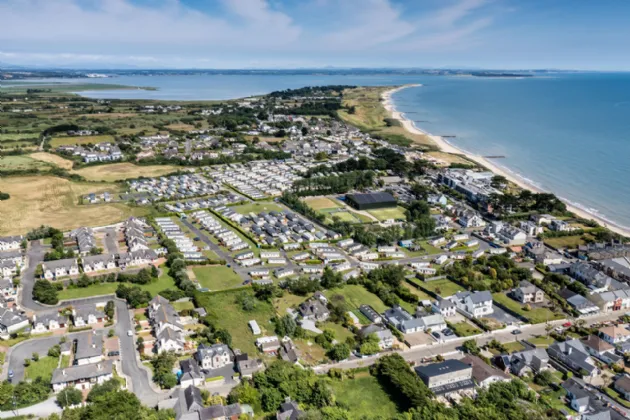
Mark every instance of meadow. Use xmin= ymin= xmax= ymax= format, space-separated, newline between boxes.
xmin=50 ymin=134 xmax=116 ymax=148
xmin=72 ymin=162 xmax=178 ymax=182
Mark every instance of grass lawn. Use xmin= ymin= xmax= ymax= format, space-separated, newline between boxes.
xmin=0 ymin=175 xmax=147 ymax=235
xmin=327 ymin=211 xmax=359 ymax=223
xmin=0 ymin=155 xmax=52 ymax=171
xmin=172 ymin=301 xmax=195 ymax=311
xmin=192 ymin=265 xmax=243 ymax=291
xmin=323 ymin=285 xmax=388 ymax=313
xmin=195 ymin=289 xmax=276 ymax=355
xmin=543 ymin=235 xmax=587 ymax=249
xmin=72 ymin=162 xmax=178 ymax=182
xmin=330 ymin=372 xmax=399 ymax=419
xmin=29 ymin=152 xmax=74 ymax=170
xmin=502 ymin=341 xmax=526 ymax=353
xmin=25 ymin=356 xmax=59 ymax=381
xmin=60 ymin=354 xmax=71 ymax=368
xmin=367 ymin=207 xmax=407 ymax=221
xmin=492 ymin=293 xmax=564 ymax=324
xmin=604 ymin=387 xmax=630 ymax=408
xmin=58 ymin=266 xmax=176 ymax=300
xmin=420 ymin=279 xmax=464 ymax=298
xmin=230 ymin=201 xmax=285 ymax=215
xmin=449 ymin=321 xmax=482 ymax=337
xmin=320 ymin=322 xmax=353 ymax=342
xmin=302 ymin=197 xmax=341 ymax=211
xmin=293 ymin=339 xmax=327 ymax=366
xmin=50 ymin=134 xmax=115 ymax=147
xmin=528 ymin=335 xmax=556 ymax=348
xmin=402 ymin=282 xmax=432 ymax=302
xmin=273 ymin=293 xmax=306 ymax=316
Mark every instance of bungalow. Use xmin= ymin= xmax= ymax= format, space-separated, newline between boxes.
xmin=0 ymin=308 xmax=29 ymax=337
xmin=72 ymin=304 xmax=107 ymax=327
xmin=598 ymin=325 xmax=630 ymax=345
xmin=32 ymin=312 xmax=67 ymax=333
xmin=82 ymin=254 xmax=117 ymax=273
xmin=51 ymin=360 xmax=114 ymax=392
xmin=383 ymin=306 xmax=424 ymax=334
xmin=461 ymin=355 xmax=510 ymax=388
xmin=416 ymin=313 xmax=447 ymax=332
xmin=559 ymin=288 xmax=600 ymax=315
xmin=256 ymin=336 xmax=281 ymax=354
xmin=43 ymin=258 xmax=79 ymax=280
xmin=433 ymin=255 xmax=449 ymax=265
xmin=195 ymin=343 xmax=232 ymax=370
xmin=180 ymin=358 xmax=204 ymax=387
xmin=359 ymin=324 xmax=394 ymax=349
xmin=0 ymin=236 xmax=22 ymax=251
xmin=548 ymin=339 xmax=600 ymax=377
xmin=275 ymin=268 xmax=295 ymax=279
xmin=236 ymin=354 xmax=265 ymax=378
xmin=359 ymin=305 xmax=382 ymax=324
xmin=449 ymin=290 xmax=494 ymax=319
xmin=512 ymin=280 xmax=544 ymax=304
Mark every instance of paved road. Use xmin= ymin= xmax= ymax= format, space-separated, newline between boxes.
xmin=21 ymin=240 xmax=49 ymax=312
xmin=104 ymin=228 xmax=118 ymax=254
xmin=8 ymin=334 xmax=65 ymax=382
xmin=0 ymin=396 xmax=61 ymax=419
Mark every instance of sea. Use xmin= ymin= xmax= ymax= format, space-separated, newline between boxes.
xmin=11 ymin=72 xmax=630 ymax=230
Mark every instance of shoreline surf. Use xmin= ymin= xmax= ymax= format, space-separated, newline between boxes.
xmin=382 ymin=85 xmax=630 ymax=238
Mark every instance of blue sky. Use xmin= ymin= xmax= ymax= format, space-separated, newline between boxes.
xmin=0 ymin=0 xmax=629 ymax=70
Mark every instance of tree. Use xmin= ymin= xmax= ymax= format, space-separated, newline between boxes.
xmin=533 ymin=370 xmax=555 ymax=386
xmin=152 ymin=351 xmax=178 ymax=389
xmin=32 ymin=280 xmax=58 ymax=304
xmin=104 ymin=301 xmax=115 ymax=319
xmin=359 ymin=341 xmax=380 ymax=356
xmin=57 ymin=387 xmax=82 ymax=408
xmin=261 ymin=387 xmax=284 ymax=412
xmin=462 ymin=339 xmax=480 ymax=355
xmin=275 ymin=314 xmax=298 ymax=337
xmin=215 ymin=329 xmax=232 ymax=347
xmin=327 ymin=343 xmax=350 ymax=362
xmin=83 ymin=390 xmax=142 ymax=420
xmin=87 ymin=378 xmax=122 ymax=402
xmin=48 ymin=345 xmax=61 ymax=358
xmin=32 ymin=352 xmax=39 ymax=362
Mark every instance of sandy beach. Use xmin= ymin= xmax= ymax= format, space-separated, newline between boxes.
xmin=382 ymin=85 xmax=630 ymax=238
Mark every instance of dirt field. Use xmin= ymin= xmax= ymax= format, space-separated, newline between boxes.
xmin=71 ymin=163 xmax=179 ymax=181
xmin=50 ymin=135 xmax=115 ymax=148
xmin=29 ymin=152 xmax=74 ymax=170
xmin=0 ymin=176 xmax=145 ymax=235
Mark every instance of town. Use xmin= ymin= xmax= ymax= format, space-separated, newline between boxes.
xmin=1 ymin=83 xmax=630 ymax=420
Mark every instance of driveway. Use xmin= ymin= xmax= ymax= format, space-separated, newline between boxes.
xmin=104 ymin=228 xmax=118 ymax=254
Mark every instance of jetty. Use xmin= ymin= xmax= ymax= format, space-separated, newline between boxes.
xmin=483 ymin=155 xmax=506 ymax=159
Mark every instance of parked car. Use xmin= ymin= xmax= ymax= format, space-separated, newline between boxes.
xmin=512 ymin=329 xmax=522 ymax=335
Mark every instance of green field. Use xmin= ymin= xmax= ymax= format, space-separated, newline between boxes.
xmin=58 ymin=266 xmax=176 ymax=301
xmin=492 ymin=293 xmax=564 ymax=324
xmin=367 ymin=206 xmax=407 ymax=221
xmin=303 ymin=196 xmax=342 ymax=211
xmin=172 ymin=301 xmax=195 ymax=311
xmin=25 ymin=356 xmax=59 ymax=381
xmin=273 ymin=293 xmax=306 ymax=316
xmin=420 ymin=279 xmax=464 ymax=297
xmin=195 ymin=289 xmax=276 ymax=355
xmin=192 ymin=265 xmax=243 ymax=291
xmin=543 ymin=235 xmax=587 ymax=249
xmin=323 ymin=285 xmax=388 ymax=313
xmin=528 ymin=335 xmax=556 ymax=348
xmin=50 ymin=134 xmax=116 ymax=148
xmin=230 ymin=201 xmax=285 ymax=215
xmin=449 ymin=321 xmax=482 ymax=337
xmin=330 ymin=373 xmax=399 ymax=419
xmin=502 ymin=341 xmax=526 ymax=353
xmin=0 ymin=155 xmax=52 ymax=171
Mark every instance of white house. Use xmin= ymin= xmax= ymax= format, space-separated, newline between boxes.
xmin=43 ymin=258 xmax=79 ymax=280
xmin=32 ymin=312 xmax=67 ymax=333
xmin=82 ymin=254 xmax=117 ymax=273
xmin=449 ymin=290 xmax=494 ymax=319
xmin=72 ymin=304 xmax=107 ymax=327
xmin=51 ymin=361 xmax=113 ymax=392
xmin=195 ymin=343 xmax=232 ymax=370
xmin=0 ymin=236 xmax=22 ymax=251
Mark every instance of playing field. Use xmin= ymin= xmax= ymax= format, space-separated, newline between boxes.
xmin=50 ymin=134 xmax=116 ymax=148
xmin=192 ymin=265 xmax=244 ymax=291
xmin=303 ymin=196 xmax=341 ymax=210
xmin=29 ymin=152 xmax=74 ymax=170
xmin=367 ymin=206 xmax=407 ymax=221
xmin=72 ymin=162 xmax=178 ymax=181
xmin=0 ymin=176 xmax=146 ymax=235
xmin=230 ymin=201 xmax=285 ymax=215
xmin=328 ymin=211 xmax=359 ymax=223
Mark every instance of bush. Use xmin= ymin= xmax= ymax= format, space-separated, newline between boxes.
xmin=57 ymin=387 xmax=83 ymax=407
xmin=32 ymin=280 xmax=58 ymax=305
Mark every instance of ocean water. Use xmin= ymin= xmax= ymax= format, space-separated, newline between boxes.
xmin=18 ymin=72 xmax=630 ymax=229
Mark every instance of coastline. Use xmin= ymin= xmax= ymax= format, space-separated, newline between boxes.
xmin=381 ymin=85 xmax=630 ymax=238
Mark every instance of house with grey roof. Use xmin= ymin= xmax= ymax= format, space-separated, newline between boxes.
xmin=359 ymin=304 xmax=382 ymax=324
xmin=0 ymin=308 xmax=29 ymax=337
xmin=74 ymin=331 xmax=104 ymax=365
xmin=562 ymin=378 xmax=592 ymax=414
xmin=180 ymin=358 xmax=204 ymax=387
xmin=548 ymin=339 xmax=600 ymax=377
xmin=236 ymin=354 xmax=265 ymax=378
xmin=359 ymin=324 xmax=394 ymax=349
xmin=512 ymin=280 xmax=544 ymax=304
xmin=72 ymin=304 xmax=107 ymax=327
xmin=277 ymin=399 xmax=303 ymax=420
xmin=70 ymin=227 xmax=95 ymax=255
xmin=461 ymin=355 xmax=510 ymax=388
xmin=383 ymin=306 xmax=425 ymax=334
xmin=298 ymin=299 xmax=329 ymax=322
xmin=449 ymin=290 xmax=494 ymax=319
xmin=32 ymin=311 xmax=67 ymax=333
xmin=0 ymin=261 xmax=18 ymax=281
xmin=432 ymin=299 xmax=457 ymax=317
xmin=116 ymin=249 xmax=158 ymax=269
xmin=496 ymin=348 xmax=550 ymax=377
xmin=414 ymin=359 xmax=474 ymax=397
xmin=51 ymin=360 xmax=113 ymax=392
xmin=195 ymin=343 xmax=231 ymax=370
xmin=82 ymin=254 xmax=117 ymax=273
xmin=0 ymin=236 xmax=22 ymax=251
xmin=43 ymin=258 xmax=79 ymax=280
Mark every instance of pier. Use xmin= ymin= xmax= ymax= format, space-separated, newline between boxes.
xmin=483 ymin=155 xmax=506 ymax=159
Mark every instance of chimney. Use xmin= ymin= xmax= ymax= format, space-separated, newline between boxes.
xmin=62 ymin=370 xmax=66 ymax=376
xmin=567 ymin=347 xmax=572 ymax=355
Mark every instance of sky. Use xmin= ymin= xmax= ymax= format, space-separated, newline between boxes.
xmin=0 ymin=0 xmax=629 ymax=70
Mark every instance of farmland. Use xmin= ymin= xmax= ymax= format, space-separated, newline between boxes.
xmin=71 ymin=162 xmax=178 ymax=182
xmin=0 ymin=176 xmax=147 ymax=235
xmin=50 ymin=134 xmax=116 ymax=148
xmin=29 ymin=152 xmax=75 ymax=170
xmin=0 ymin=155 xmax=53 ymax=171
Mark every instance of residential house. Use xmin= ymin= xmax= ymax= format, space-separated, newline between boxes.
xmin=548 ymin=339 xmax=600 ymax=377
xmin=0 ymin=307 xmax=29 ymax=337
xmin=51 ymin=360 xmax=113 ymax=392
xmin=496 ymin=348 xmax=550 ymax=376
xmin=512 ymin=280 xmax=544 ymax=304
xmin=580 ymin=335 xmax=624 ymax=366
xmin=195 ymin=343 xmax=232 ymax=370
xmin=599 ymin=326 xmax=630 ymax=345
xmin=449 ymin=291 xmax=494 ymax=319
xmin=43 ymin=258 xmax=79 ymax=280
xmin=416 ymin=313 xmax=447 ymax=332
xmin=562 ymin=378 xmax=592 ymax=414
xmin=359 ymin=305 xmax=383 ymax=324
xmin=256 ymin=336 xmax=281 ymax=354
xmin=32 ymin=311 xmax=67 ymax=333
xmin=70 ymin=227 xmax=95 ymax=255
xmin=298 ymin=299 xmax=330 ymax=322
xmin=148 ymin=295 xmax=185 ymax=353
xmin=383 ymin=306 xmax=424 ymax=334
xmin=0 ymin=262 xmax=18 ymax=280
xmin=117 ymin=249 xmax=158 ymax=269
xmin=0 ymin=236 xmax=22 ymax=251
xmin=72 ymin=304 xmax=107 ymax=327
xmin=280 ymin=339 xmax=300 ymax=364
xmin=414 ymin=359 xmax=475 ymax=397
xmin=589 ymin=289 xmax=630 ymax=313
xmin=559 ymin=288 xmax=600 ymax=316
xmin=74 ymin=331 xmax=104 ymax=365
xmin=277 ymin=399 xmax=303 ymax=420
xmin=359 ymin=324 xmax=394 ymax=349
xmin=460 ymin=355 xmax=510 ymax=388
xmin=82 ymin=254 xmax=117 ymax=273
xmin=180 ymin=358 xmax=204 ymax=387
xmin=614 ymin=376 xmax=630 ymax=401
xmin=432 ymin=299 xmax=457 ymax=318
xmin=458 ymin=211 xmax=486 ymax=228
xmin=236 ymin=354 xmax=265 ymax=378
